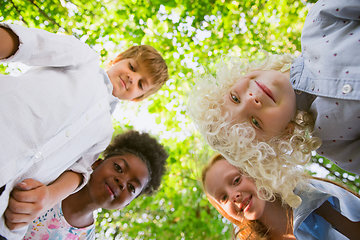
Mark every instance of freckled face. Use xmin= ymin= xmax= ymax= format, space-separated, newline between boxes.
xmin=88 ymin=153 xmax=149 ymax=210
xmin=204 ymin=159 xmax=266 ymax=221
xmin=223 ymin=70 xmax=297 ymax=139
xmin=106 ymin=58 xmax=154 ymax=100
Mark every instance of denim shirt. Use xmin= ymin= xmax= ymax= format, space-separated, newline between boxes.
xmin=290 ymin=0 xmax=360 ymax=174
xmin=293 ymin=179 xmax=360 ymax=240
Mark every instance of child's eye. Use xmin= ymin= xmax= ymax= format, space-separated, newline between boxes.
xmin=129 ymin=63 xmax=135 ymax=71
xmin=220 ymin=195 xmax=228 ymax=203
xmin=230 ymin=93 xmax=240 ymax=103
xmin=114 ymin=163 xmax=122 ymax=173
xmin=128 ymin=183 xmax=135 ymax=194
xmin=138 ymin=81 xmax=143 ymax=90
xmin=251 ymin=117 xmax=261 ymax=129
xmin=233 ymin=176 xmax=241 ymax=185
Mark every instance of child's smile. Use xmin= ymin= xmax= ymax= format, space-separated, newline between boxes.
xmin=105 ymin=181 xmax=118 ymax=199
xmin=204 ymin=159 xmax=266 ymax=221
xmin=106 ymin=58 xmax=153 ymax=100
xmin=223 ymin=70 xmax=297 ymax=139
xmin=88 ymin=153 xmax=149 ymax=210
xmin=255 ymin=80 xmax=276 ymax=103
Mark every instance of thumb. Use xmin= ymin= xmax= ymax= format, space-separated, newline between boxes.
xmin=16 ymin=178 xmax=43 ymax=191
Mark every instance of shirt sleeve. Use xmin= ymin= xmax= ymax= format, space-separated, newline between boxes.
xmin=292 ymin=0 xmax=360 ymax=100
xmin=67 ymin=135 xmax=112 ymax=193
xmin=0 ymin=23 xmax=98 ymax=67
xmin=310 ymin=0 xmax=360 ymax=21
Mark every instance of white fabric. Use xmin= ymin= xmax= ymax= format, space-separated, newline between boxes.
xmin=0 ymin=23 xmax=118 ymax=239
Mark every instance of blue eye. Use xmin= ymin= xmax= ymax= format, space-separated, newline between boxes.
xmin=251 ymin=117 xmax=261 ymax=129
xmin=230 ymin=93 xmax=240 ymax=103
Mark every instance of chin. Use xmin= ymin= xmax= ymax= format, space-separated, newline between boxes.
xmin=244 ymin=213 xmax=259 ymax=221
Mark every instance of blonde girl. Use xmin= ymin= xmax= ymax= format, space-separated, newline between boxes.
xmin=188 ymin=0 xmax=360 ymax=207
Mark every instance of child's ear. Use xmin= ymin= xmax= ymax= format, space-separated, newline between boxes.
xmin=92 ymin=159 xmax=104 ymax=170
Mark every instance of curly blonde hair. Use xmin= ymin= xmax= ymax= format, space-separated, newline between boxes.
xmin=188 ymin=52 xmax=321 ymax=207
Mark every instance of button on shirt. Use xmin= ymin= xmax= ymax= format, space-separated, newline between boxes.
xmin=0 ymin=23 xmax=118 ymax=239
xmin=290 ymin=0 xmax=360 ymax=174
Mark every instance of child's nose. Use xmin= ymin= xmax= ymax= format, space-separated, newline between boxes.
xmin=128 ymin=73 xmax=141 ymax=84
xmin=115 ymin=177 xmax=124 ymax=190
xmin=232 ymin=192 xmax=242 ymax=203
xmin=247 ymin=92 xmax=261 ymax=107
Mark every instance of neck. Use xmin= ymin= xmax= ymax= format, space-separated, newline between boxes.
xmin=61 ymin=186 xmax=97 ymax=228
xmin=258 ymin=200 xmax=295 ymax=240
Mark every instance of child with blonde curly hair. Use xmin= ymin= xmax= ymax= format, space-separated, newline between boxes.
xmin=188 ymin=0 xmax=360 ymax=207
xmin=202 ymin=153 xmax=360 ymax=240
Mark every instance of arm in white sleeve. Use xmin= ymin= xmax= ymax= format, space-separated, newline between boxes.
xmin=66 ymin=136 xmax=113 ymax=192
xmin=0 ymin=23 xmax=98 ymax=67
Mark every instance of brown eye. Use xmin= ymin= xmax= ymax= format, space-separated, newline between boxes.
xmin=114 ymin=163 xmax=122 ymax=173
xmin=128 ymin=183 xmax=135 ymax=194
xmin=129 ymin=63 xmax=135 ymax=71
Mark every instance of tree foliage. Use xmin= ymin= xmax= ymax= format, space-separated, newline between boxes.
xmin=1 ymin=0 xmax=358 ymax=239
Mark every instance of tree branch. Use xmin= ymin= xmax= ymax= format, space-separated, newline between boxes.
xmin=26 ymin=0 xmax=69 ymax=33
xmin=311 ymin=157 xmax=359 ymax=190
xmin=9 ymin=0 xmax=29 ymax=26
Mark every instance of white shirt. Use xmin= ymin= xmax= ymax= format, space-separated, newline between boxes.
xmin=0 ymin=23 xmax=118 ymax=239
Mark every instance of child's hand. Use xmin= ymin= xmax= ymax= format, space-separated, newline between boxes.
xmin=4 ymin=178 xmax=53 ymax=230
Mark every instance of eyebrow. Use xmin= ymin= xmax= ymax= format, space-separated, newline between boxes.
xmin=120 ymin=158 xmax=142 ymax=188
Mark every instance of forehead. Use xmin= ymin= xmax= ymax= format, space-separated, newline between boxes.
xmin=205 ymin=160 xmax=235 ymax=194
xmin=109 ymin=153 xmax=149 ymax=180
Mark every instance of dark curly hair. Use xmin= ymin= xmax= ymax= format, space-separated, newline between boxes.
xmin=102 ymin=130 xmax=168 ymax=196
